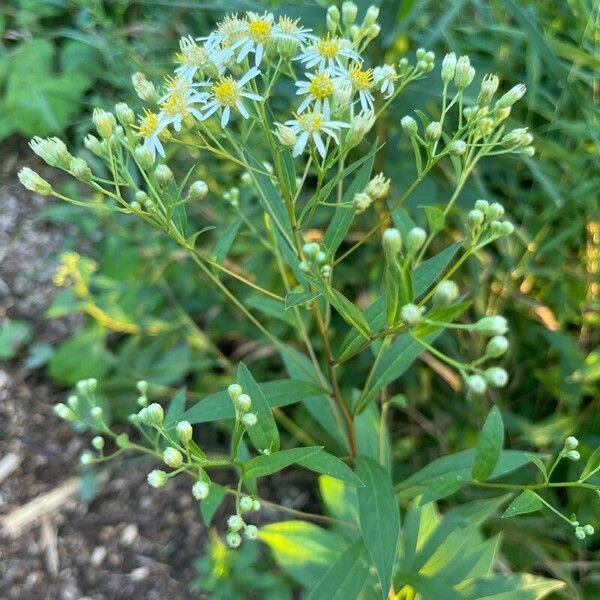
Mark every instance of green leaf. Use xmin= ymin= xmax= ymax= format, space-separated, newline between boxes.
xmin=423 ymin=205 xmax=445 ymax=234
xmin=306 ymin=539 xmax=369 ymax=600
xmin=200 ymin=484 xmax=228 ymax=526
xmin=244 ymin=447 xmax=322 ymax=479
xmin=0 ymin=319 xmax=33 ymax=360
xmin=237 ymin=362 xmax=280 ymax=452
xmin=412 ymin=241 xmax=463 ymax=299
xmin=213 ymin=218 xmax=242 ymax=264
xmin=245 ymin=297 xmax=295 ymax=326
xmin=472 ymin=406 xmax=505 ymax=481
xmin=580 ymin=447 xmax=600 ymax=481
xmin=284 ymin=290 xmax=320 ymax=310
xmin=502 ymin=490 xmax=543 ymax=519
xmin=356 ymin=456 xmax=400 ymax=598
xmin=180 ymin=379 xmax=323 ymax=424
xmin=296 ymin=450 xmax=364 ymax=486
xmin=164 ymin=388 xmax=186 ymax=427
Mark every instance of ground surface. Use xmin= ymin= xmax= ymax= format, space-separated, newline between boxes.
xmin=0 ymin=146 xmax=206 ymax=599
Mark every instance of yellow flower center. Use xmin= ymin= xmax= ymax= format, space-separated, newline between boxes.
xmin=248 ymin=18 xmax=271 ymax=43
xmin=316 ymin=38 xmax=340 ymax=59
xmin=299 ymin=112 xmax=325 ymax=133
xmin=308 ymin=73 xmax=334 ymax=99
xmin=137 ymin=109 xmax=160 ymax=137
xmin=161 ymin=92 xmax=187 ymax=117
xmin=212 ymin=77 xmax=241 ymax=107
xmin=349 ymin=65 xmax=373 ymax=90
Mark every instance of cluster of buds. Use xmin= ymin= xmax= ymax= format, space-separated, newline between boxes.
xmin=467 ymin=199 xmax=514 ymax=241
xmin=326 ymin=2 xmax=381 ymax=46
xmin=382 ymin=226 xmax=427 ymax=260
xmin=225 ymin=494 xmax=261 ymax=548
xmin=501 ymin=127 xmax=535 ymax=155
xmin=561 ymin=436 xmax=581 ymax=462
xmin=299 ymin=242 xmax=330 ymax=278
xmin=227 ymin=384 xmax=258 ymax=429
xmin=353 ymin=172 xmax=390 ymax=213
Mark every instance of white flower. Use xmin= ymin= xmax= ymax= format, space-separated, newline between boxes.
xmin=231 ymin=12 xmax=276 ymax=66
xmin=175 ymin=34 xmax=230 ymax=80
xmin=137 ymin=109 xmax=167 ymax=160
xmin=158 ymin=78 xmax=208 ymax=131
xmin=198 ymin=67 xmax=263 ymax=127
xmin=284 ymin=111 xmax=349 ymax=158
xmin=297 ymin=35 xmax=360 ymax=70
xmin=344 ymin=63 xmax=375 ymax=112
xmin=373 ymin=64 xmax=398 ymax=98
xmin=295 ymin=68 xmax=341 ymax=118
xmin=273 ymin=16 xmax=314 ymax=56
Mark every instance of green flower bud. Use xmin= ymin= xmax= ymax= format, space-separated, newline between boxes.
xmin=136 ymin=380 xmax=148 ymax=395
xmin=236 ymin=393 xmax=252 ymax=413
xmin=252 ymin=499 xmax=261 ymax=512
xmin=131 ymin=72 xmax=159 ymax=103
xmin=320 ymin=265 xmax=331 ymax=278
xmin=154 ymin=164 xmax=173 ymax=188
xmin=441 ymin=52 xmax=457 ymax=84
xmin=18 ymin=168 xmax=53 ymax=196
xmin=400 ymin=303 xmax=422 ymax=327
xmin=67 ymin=395 xmax=79 ymax=410
xmin=242 ymin=413 xmax=258 ymax=428
xmin=484 ymin=367 xmax=508 ymax=388
xmin=455 ymin=55 xmax=475 ymax=89
xmin=566 ymin=450 xmax=581 ymax=462
xmin=407 ymin=227 xmax=427 ymax=254
xmin=274 ymin=123 xmax=297 ymax=147
xmin=299 ymin=261 xmax=310 ymax=273
xmin=353 ymin=191 xmax=372 ymax=213
xmin=382 ymin=228 xmax=402 ymax=257
xmin=92 ymin=108 xmax=117 ymax=141
xmin=564 ymin=436 xmax=579 ymax=450
xmin=115 ymin=102 xmax=135 ymax=126
xmin=90 ymin=406 xmax=103 ymax=421
xmin=474 ymin=199 xmax=489 ymax=213
xmin=91 ymin=436 xmax=105 ymax=450
xmin=147 ymin=469 xmax=169 ymax=488
xmin=84 ymin=134 xmax=104 ymax=157
xmin=163 ymin=447 xmax=183 ymax=468
xmin=176 ymin=420 xmax=193 ymax=444
xmin=401 ymin=115 xmax=418 ymax=136
xmin=448 ymin=140 xmax=466 ymax=155
xmin=244 ymin=524 xmax=258 ymax=540
xmin=54 ymin=403 xmax=77 ymax=421
xmin=227 ymin=514 xmax=244 ymax=532
xmin=475 ymin=316 xmax=508 ymax=336
xmin=416 ymin=48 xmax=426 ymax=60
xmin=496 ymin=83 xmax=527 ymax=109
xmin=364 ymin=173 xmax=390 ymax=200
xmin=303 ymin=242 xmax=320 ymax=259
xmin=134 ymin=145 xmax=154 ymax=170
xmin=327 ymin=5 xmax=341 ymax=23
xmin=433 ymin=280 xmax=459 ymax=306
xmin=466 ymin=374 xmax=487 ymax=395
xmin=70 ymin=157 xmax=92 ymax=183
xmin=315 ymin=251 xmax=327 ymax=265
xmin=362 ymin=5 xmax=380 ymax=28
xmin=240 ymin=496 xmax=254 ymax=513
xmin=477 ymin=74 xmax=499 ymax=106
xmin=192 ymin=480 xmax=210 ymax=500
xmin=468 ymin=209 xmax=485 ymax=229
xmin=425 ymin=121 xmax=442 ymax=143
xmin=575 ymin=526 xmax=586 ymax=540
xmin=583 ymin=524 xmax=594 ymax=536
xmin=145 ymin=402 xmax=164 ymax=427
xmin=228 ymin=384 xmax=243 ymax=402
xmin=488 ymin=202 xmax=505 ymax=219
xmin=226 ymin=531 xmax=242 ymax=548
xmin=80 ymin=451 xmax=94 ymax=466
xmin=485 ymin=335 xmax=509 ymax=358
xmin=341 ymin=1 xmax=358 ymax=26
xmin=187 ymin=180 xmax=209 ymax=201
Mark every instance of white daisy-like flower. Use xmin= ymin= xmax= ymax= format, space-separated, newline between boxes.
xmin=198 ymin=67 xmax=263 ymax=127
xmin=344 ymin=63 xmax=375 ymax=112
xmin=373 ymin=64 xmax=398 ymax=98
xmin=159 ymin=88 xmax=207 ymax=132
xmin=297 ymin=35 xmax=361 ymax=70
xmin=284 ymin=111 xmax=349 ymax=158
xmin=137 ymin=109 xmax=167 ymax=160
xmin=273 ymin=16 xmax=314 ymax=55
xmin=295 ymin=68 xmax=341 ymax=118
xmin=231 ymin=12 xmax=276 ymax=66
xmin=175 ymin=34 xmax=230 ymax=80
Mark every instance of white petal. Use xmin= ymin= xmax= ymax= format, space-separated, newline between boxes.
xmin=297 ymin=95 xmax=313 ymax=114
xmin=313 ymin=132 xmax=326 ymax=158
xmin=221 ymin=106 xmax=230 ymax=127
xmin=294 ymin=131 xmax=309 ymax=156
xmin=236 ymin=101 xmax=249 ymax=118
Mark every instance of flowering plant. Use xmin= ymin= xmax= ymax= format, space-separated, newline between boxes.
xmin=21 ymin=3 xmax=599 ymax=598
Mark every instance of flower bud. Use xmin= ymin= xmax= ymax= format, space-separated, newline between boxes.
xmin=240 ymin=496 xmax=254 ymax=512
xmin=54 ymin=403 xmax=77 ymax=421
xmin=496 ymin=83 xmax=527 ymax=109
xmin=91 ymin=436 xmax=105 ymax=450
xmin=564 ymin=436 xmax=579 ymax=450
xmin=228 ymin=383 xmax=243 ymax=402
xmin=131 ymin=72 xmax=159 ymax=103
xmin=244 ymin=524 xmax=258 ymax=540
xmin=484 ymin=367 xmax=508 ymax=388
xmin=192 ymin=480 xmax=210 ymax=500
xmin=327 ymin=5 xmax=341 ymax=23
xmin=520 ymin=146 xmax=535 ymax=157
xmin=84 ymin=134 xmax=104 ymax=157
xmin=274 ymin=123 xmax=297 ymax=148
xmin=362 ymin=5 xmax=379 ymax=28
xmin=487 ymin=202 xmax=504 ymax=219
xmin=353 ymin=191 xmax=372 ymax=213
xmin=326 ymin=14 xmax=337 ymax=32
xmin=90 ymin=406 xmax=103 ymax=421
xmin=468 ymin=209 xmax=485 ymax=229
xmin=136 ymin=380 xmax=148 ymax=395
xmin=18 ymin=167 xmax=53 ymax=196
xmin=145 ymin=402 xmax=164 ymax=427
xmin=134 ymin=145 xmax=154 ymax=170
xmin=242 ymin=413 xmax=257 ymax=428
xmin=147 ymin=469 xmax=169 ymax=488
xmin=346 ymin=110 xmax=376 ymax=148
xmin=416 ymin=48 xmax=426 ymax=60
xmin=252 ymin=499 xmax=261 ymax=512
xmin=299 ymin=261 xmax=310 ymax=273
xmin=400 ymin=303 xmax=422 ymax=327
xmin=342 ymin=1 xmax=358 ymax=26
xmin=433 ymin=280 xmax=459 ymax=306
xmin=475 ymin=316 xmax=508 ymax=336
xmin=441 ymin=52 xmax=457 ymax=84
xmin=315 ymin=251 xmax=327 ymax=265
xmin=70 ymin=157 xmax=92 ymax=183
xmin=80 ymin=451 xmax=94 ymax=466
xmin=583 ymin=524 xmax=594 ymax=536
xmin=474 ymin=199 xmax=489 ymax=213
xmin=67 ymin=395 xmax=79 ymax=410
xmin=466 ymin=374 xmax=487 ymax=395
xmin=401 ymin=115 xmax=418 ymax=136
xmin=227 ymin=514 xmax=244 ymax=532
xmin=154 ymin=164 xmax=173 ymax=188
xmin=477 ymin=74 xmax=499 ymax=106
xmin=425 ymin=121 xmax=442 ymax=143
xmin=236 ymin=393 xmax=252 ymax=413
xmin=382 ymin=228 xmax=402 ymax=257
xmin=566 ymin=450 xmax=581 ymax=462
xmin=163 ymin=447 xmax=183 ymax=468
xmin=176 ymin=420 xmax=193 ymax=444
xmin=455 ymin=55 xmax=475 ymax=89
xmin=448 ymin=140 xmax=466 ymax=155
xmin=575 ymin=526 xmax=586 ymax=540
xmin=187 ymin=180 xmax=209 ymax=201
xmin=303 ymin=242 xmax=320 ymax=259
xmin=491 ymin=221 xmax=514 ymax=236
xmin=364 ymin=173 xmax=390 ymax=200
xmin=407 ymin=227 xmax=427 ymax=254
xmin=92 ymin=108 xmax=117 ymax=141
xmin=29 ymin=136 xmax=72 ymax=168
xmin=485 ymin=335 xmax=509 ymax=358
xmin=226 ymin=531 xmax=242 ymax=548
xmin=320 ymin=265 xmax=331 ymax=278
xmin=115 ymin=102 xmax=135 ymax=126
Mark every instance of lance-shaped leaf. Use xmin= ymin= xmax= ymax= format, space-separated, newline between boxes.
xmin=244 ymin=447 xmax=322 ymax=479
xmin=472 ymin=406 xmax=504 ymax=481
